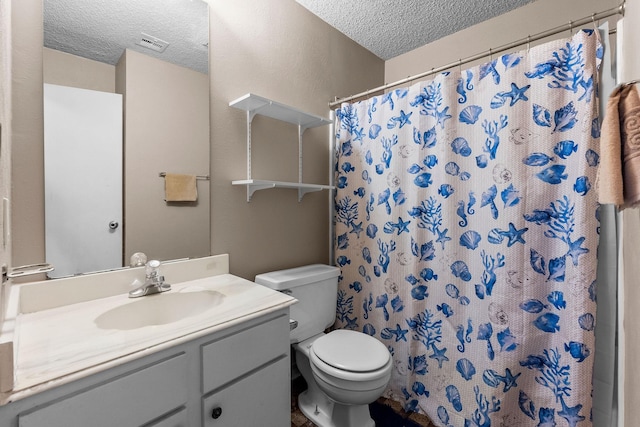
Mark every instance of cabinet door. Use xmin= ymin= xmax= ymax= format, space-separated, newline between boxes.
xmin=18 ymin=354 xmax=187 ymax=427
xmin=203 ymin=356 xmax=289 ymax=427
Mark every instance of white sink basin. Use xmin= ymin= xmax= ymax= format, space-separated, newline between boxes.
xmin=94 ymin=290 xmax=225 ymax=330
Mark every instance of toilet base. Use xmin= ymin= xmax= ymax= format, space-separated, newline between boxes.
xmin=298 ymin=389 xmax=335 ymax=427
xmin=332 ymin=402 xmax=375 ymax=427
xmin=298 ymin=390 xmax=375 ymax=427
xmin=295 ymin=337 xmax=377 ymax=427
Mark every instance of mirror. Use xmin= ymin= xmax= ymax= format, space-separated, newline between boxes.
xmin=42 ymin=0 xmax=210 ymax=278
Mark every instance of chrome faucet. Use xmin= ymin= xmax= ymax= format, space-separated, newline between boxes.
xmin=129 ymin=260 xmax=171 ymax=298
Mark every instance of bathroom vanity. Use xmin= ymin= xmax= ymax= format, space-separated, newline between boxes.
xmin=0 ymin=255 xmax=295 ymax=426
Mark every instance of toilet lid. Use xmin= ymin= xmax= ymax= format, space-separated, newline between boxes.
xmin=312 ymin=330 xmax=390 ymax=372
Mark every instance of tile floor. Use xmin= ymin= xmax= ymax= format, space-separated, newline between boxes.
xmin=290 ymin=377 xmax=436 ymax=427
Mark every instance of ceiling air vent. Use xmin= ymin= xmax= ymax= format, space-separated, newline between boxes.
xmin=137 ymin=33 xmax=169 ymax=53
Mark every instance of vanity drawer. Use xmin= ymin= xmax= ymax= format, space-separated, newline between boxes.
xmin=19 ymin=353 xmax=188 ymax=427
xmin=202 ymin=356 xmax=289 ymax=427
xmin=201 ymin=314 xmax=288 ymax=393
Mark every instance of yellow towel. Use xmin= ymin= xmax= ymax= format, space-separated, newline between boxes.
xmin=598 ymin=84 xmax=640 ymax=208
xmin=164 ymin=173 xmax=198 ymax=202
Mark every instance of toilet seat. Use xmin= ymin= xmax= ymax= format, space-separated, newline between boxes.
xmin=311 ymin=350 xmax=392 ymax=386
xmin=310 ymin=330 xmax=392 ymax=383
xmin=312 ymin=330 xmax=390 ymax=373
xmin=308 ymin=330 xmax=393 ymax=406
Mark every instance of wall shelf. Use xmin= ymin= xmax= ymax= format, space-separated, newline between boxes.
xmin=229 ymin=94 xmax=334 ymax=202
xmin=229 ymin=93 xmax=331 ymax=129
xmin=231 ymin=179 xmax=334 ymax=201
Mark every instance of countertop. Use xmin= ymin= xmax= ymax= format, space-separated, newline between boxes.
xmin=0 ymin=255 xmax=296 ymax=404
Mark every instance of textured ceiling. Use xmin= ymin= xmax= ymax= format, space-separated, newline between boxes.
xmin=44 ymin=0 xmax=538 ymax=73
xmin=43 ymin=0 xmax=209 ymax=74
xmin=296 ymin=0 xmax=538 ymax=60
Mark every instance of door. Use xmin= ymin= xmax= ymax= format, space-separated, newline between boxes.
xmin=43 ymin=83 xmax=123 ymax=278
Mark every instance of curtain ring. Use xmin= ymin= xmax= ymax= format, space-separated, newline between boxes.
xmin=489 ymin=48 xmax=493 ymax=61
xmin=527 ymin=35 xmax=531 ymax=52
xmin=459 ymin=58 xmax=463 ymax=74
xmin=591 ymin=12 xmax=602 ymax=43
xmin=569 ymin=20 xmax=573 ymax=36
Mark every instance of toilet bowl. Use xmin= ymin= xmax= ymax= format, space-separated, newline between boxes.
xmin=254 ymin=265 xmax=392 ymax=427
xmin=294 ymin=330 xmax=392 ymax=427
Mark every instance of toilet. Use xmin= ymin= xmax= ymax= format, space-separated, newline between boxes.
xmin=255 ymin=264 xmax=392 ymax=427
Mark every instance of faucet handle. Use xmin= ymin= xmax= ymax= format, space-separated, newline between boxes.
xmin=129 ymin=252 xmax=148 ymax=267
xmin=145 ymin=260 xmax=161 ymax=276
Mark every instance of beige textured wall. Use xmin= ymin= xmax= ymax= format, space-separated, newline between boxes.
xmin=10 ymin=0 xmax=44 ymax=279
xmin=118 ymin=49 xmax=210 ymax=263
xmin=385 ymin=0 xmax=619 ymax=83
xmin=0 ymin=1 xmax=12 ymax=318
xmin=209 ymin=0 xmax=384 ymax=280
xmin=43 ymin=48 xmax=115 ymax=93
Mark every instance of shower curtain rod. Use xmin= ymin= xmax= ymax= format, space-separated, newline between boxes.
xmin=329 ymin=2 xmax=625 ymax=108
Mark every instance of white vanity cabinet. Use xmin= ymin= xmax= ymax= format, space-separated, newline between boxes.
xmin=0 ymin=310 xmax=291 ymax=427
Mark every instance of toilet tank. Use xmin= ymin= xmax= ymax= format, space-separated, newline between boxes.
xmin=255 ymin=264 xmax=340 ymax=343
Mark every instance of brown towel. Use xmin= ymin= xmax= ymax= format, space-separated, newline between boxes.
xmin=164 ymin=173 xmax=198 ymax=202
xmin=598 ymin=84 xmax=640 ymax=208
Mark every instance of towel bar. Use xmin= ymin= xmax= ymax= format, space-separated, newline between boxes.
xmin=159 ymin=172 xmax=210 ymax=180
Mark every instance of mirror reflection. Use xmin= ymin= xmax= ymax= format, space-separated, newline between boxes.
xmin=42 ymin=0 xmax=210 ymax=278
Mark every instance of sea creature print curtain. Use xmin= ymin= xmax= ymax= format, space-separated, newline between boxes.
xmin=334 ymin=29 xmax=601 ymax=427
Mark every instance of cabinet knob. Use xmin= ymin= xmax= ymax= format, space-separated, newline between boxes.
xmin=211 ymin=407 xmax=222 ymax=419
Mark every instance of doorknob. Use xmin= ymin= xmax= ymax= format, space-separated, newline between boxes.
xmin=108 ymin=221 xmax=119 ymax=230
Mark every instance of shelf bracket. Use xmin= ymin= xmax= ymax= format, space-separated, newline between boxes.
xmin=246 ymin=111 xmax=253 ymax=180
xmin=246 ymin=182 xmax=276 ymax=202
xmin=246 ymin=104 xmax=271 ymax=181
xmin=298 ymin=186 xmax=322 ymax=202
xmin=298 ymin=125 xmax=304 ymax=189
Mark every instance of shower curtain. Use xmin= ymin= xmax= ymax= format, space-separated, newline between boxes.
xmin=334 ymin=30 xmax=601 ymax=427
